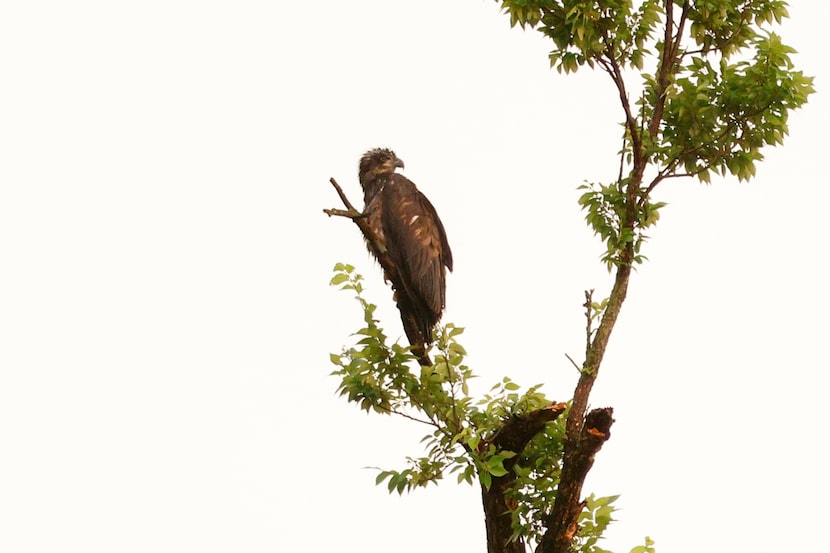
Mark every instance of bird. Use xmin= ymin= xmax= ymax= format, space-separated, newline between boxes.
xmin=358 ymin=147 xmax=453 ymax=365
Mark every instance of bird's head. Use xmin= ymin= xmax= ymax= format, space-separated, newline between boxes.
xmin=358 ymin=147 xmax=405 ymax=185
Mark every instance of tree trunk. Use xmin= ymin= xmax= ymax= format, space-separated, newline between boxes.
xmin=480 ymin=402 xmax=568 ymax=553
xmin=481 ymin=476 xmax=525 ymax=553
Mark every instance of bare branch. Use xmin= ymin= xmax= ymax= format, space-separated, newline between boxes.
xmin=376 ymin=405 xmax=438 ymax=427
xmin=647 ymin=1 xmax=689 ymax=142
xmin=323 ymin=207 xmax=361 ymax=219
xmin=329 ymin=177 xmax=359 ymax=212
xmin=599 ymin=50 xmax=642 ymax=164
xmin=583 ymin=290 xmax=594 ymax=359
xmin=564 ymin=353 xmax=581 ymax=372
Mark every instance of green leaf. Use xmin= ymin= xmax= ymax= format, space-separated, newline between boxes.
xmin=488 ymin=464 xmax=509 ymax=478
xmin=629 ymin=536 xmax=656 ymax=553
xmin=329 ymin=272 xmax=349 ymax=286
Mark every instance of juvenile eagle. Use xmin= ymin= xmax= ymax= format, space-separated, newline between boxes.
xmin=358 ymin=148 xmax=453 ymax=365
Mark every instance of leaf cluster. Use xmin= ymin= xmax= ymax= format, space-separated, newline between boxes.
xmin=501 ymin=0 xmax=662 ymax=72
xmin=331 ymin=265 xmax=554 ymax=495
xmin=578 ymin=181 xmax=665 ymax=270
xmin=328 ymin=266 xmax=517 ymax=479
xmin=330 ymin=264 xmax=634 ymax=550
xmin=575 ymin=494 xmax=656 ymax=553
xmin=330 ymin=263 xmax=477 ymax=492
xmin=329 ymin=263 xmax=418 ymax=414
xmin=505 ymin=410 xmax=567 ymax=544
xmin=499 ymin=0 xmax=813 ymax=263
xmin=653 ymin=31 xmax=814 ymax=183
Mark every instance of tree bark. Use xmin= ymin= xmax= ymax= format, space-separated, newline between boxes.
xmin=482 ymin=476 xmax=526 ymax=553
xmin=536 ymin=408 xmax=614 ymax=553
xmin=480 ymin=402 xmax=567 ymax=553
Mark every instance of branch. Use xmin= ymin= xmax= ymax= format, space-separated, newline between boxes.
xmin=583 ymin=290 xmax=594 ymax=359
xmin=647 ymin=1 xmax=688 ymax=142
xmin=535 ymin=10 xmax=690 ymax=552
xmin=542 ymin=174 xmax=637 ymax=553
xmin=537 ymin=408 xmax=614 ymax=553
xmin=327 ymin=177 xmax=360 ymax=213
xmin=564 ymin=353 xmax=581 ymax=372
xmin=640 ymin=97 xmax=774 ymax=203
xmin=597 ymin=50 xmax=641 ymax=164
xmin=538 ymin=7 xmax=693 ymax=549
xmin=323 ymin=207 xmax=361 ymax=218
xmin=374 ymin=403 xmax=439 ymax=427
xmin=536 ymin=263 xmax=629 ymax=553
xmin=486 ymin=402 xmax=568 ymax=456
xmin=324 ymin=177 xmax=390 ymax=274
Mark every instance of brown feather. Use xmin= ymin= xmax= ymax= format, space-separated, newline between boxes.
xmin=357 ymin=148 xmax=452 ymax=362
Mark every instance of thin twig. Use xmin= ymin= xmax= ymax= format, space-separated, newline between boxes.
xmin=564 ymin=353 xmax=581 ymax=372
xmin=323 ymin=207 xmax=361 ymax=218
xmin=583 ymin=289 xmax=594 ymax=361
xmin=329 ymin=177 xmax=359 ymax=212
xmin=382 ymin=406 xmax=437 ymax=427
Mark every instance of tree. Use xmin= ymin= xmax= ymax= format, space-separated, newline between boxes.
xmin=324 ymin=2 xmax=813 ymax=552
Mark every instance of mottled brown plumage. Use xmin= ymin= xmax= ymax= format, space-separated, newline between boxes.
xmin=358 ymin=148 xmax=453 ymax=364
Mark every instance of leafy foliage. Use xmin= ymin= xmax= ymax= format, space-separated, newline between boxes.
xmin=330 ymin=264 xmax=636 ymax=551
xmin=499 ymin=0 xmax=813 ymax=262
xmin=505 ymin=410 xmax=567 ymax=544
xmin=578 ymin=181 xmax=665 ymax=269
xmin=576 ymin=494 xmax=617 ymax=553
xmin=330 ymin=263 xmax=525 ymax=489
xmin=655 ymin=31 xmax=813 ymax=183
xmin=331 ymin=263 xmax=479 ymax=490
xmin=629 ymin=536 xmax=657 ymax=553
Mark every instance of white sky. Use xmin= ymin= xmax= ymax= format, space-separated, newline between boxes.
xmin=1 ymin=2 xmax=827 ymax=552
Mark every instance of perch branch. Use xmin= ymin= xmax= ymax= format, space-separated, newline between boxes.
xmin=328 ymin=177 xmax=360 ymax=212
xmin=323 ymin=207 xmax=361 ymax=219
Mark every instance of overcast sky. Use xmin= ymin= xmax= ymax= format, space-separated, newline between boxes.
xmin=1 ymin=2 xmax=827 ymax=552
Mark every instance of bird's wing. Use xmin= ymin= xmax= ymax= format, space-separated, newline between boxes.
xmin=381 ymin=174 xmax=451 ymax=321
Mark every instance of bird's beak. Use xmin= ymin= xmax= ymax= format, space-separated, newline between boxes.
xmin=395 ymin=158 xmax=405 ymax=170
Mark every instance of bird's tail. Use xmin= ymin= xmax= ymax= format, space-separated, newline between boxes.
xmin=393 ymin=291 xmax=434 ymax=366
